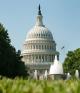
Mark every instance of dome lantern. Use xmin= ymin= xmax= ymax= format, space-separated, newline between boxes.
xmin=35 ymin=4 xmax=44 ymax=27
xmin=38 ymin=4 xmax=42 ymax=15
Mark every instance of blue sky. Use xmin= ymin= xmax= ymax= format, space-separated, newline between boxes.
xmin=0 ymin=0 xmax=80 ymax=62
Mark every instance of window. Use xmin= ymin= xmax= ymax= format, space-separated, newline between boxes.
xmin=47 ymin=45 xmax=49 ymax=49
xmin=42 ymin=45 xmax=43 ymax=49
xmin=33 ymin=45 xmax=35 ymax=49
xmin=39 ymin=34 xmax=40 ymax=37
xmin=42 ymin=56 xmax=44 ymax=61
xmin=39 ymin=45 xmax=41 ymax=49
xmin=37 ymin=34 xmax=38 ymax=37
xmin=46 ymin=34 xmax=47 ymax=37
xmin=36 ymin=45 xmax=38 ymax=49
xmin=39 ymin=55 xmax=41 ymax=59
xmin=50 ymin=46 xmax=51 ymax=49
xmin=45 ymin=45 xmax=46 ymax=49
xmin=36 ymin=56 xmax=38 ymax=59
xmin=31 ymin=45 xmax=32 ymax=49
xmin=44 ymin=34 xmax=45 ymax=37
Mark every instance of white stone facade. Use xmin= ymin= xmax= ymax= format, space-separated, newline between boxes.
xmin=21 ymin=5 xmax=59 ymax=74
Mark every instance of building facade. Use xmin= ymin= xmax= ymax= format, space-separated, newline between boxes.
xmin=21 ymin=5 xmax=59 ymax=75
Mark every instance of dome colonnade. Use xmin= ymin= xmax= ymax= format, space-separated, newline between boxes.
xmin=21 ymin=5 xmax=59 ymax=71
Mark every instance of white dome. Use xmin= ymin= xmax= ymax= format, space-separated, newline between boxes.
xmin=21 ymin=5 xmax=59 ymax=64
xmin=49 ymin=56 xmax=63 ymax=75
xmin=26 ymin=26 xmax=53 ymax=41
xmin=25 ymin=5 xmax=54 ymax=41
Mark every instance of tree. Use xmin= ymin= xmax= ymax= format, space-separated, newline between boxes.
xmin=0 ymin=23 xmax=28 ymax=78
xmin=63 ymin=48 xmax=80 ymax=75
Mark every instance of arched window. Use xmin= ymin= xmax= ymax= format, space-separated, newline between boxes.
xmin=50 ymin=46 xmax=51 ymax=49
xmin=36 ymin=45 xmax=38 ymax=49
xmin=42 ymin=45 xmax=43 ymax=49
xmin=42 ymin=56 xmax=44 ymax=62
xmin=37 ymin=34 xmax=38 ymax=37
xmin=46 ymin=34 xmax=47 ymax=38
xmin=41 ymin=34 xmax=43 ymax=38
xmin=36 ymin=56 xmax=38 ymax=60
xmin=39 ymin=34 xmax=40 ymax=37
xmin=39 ymin=55 xmax=41 ymax=59
xmin=31 ymin=45 xmax=32 ymax=49
xmin=45 ymin=55 xmax=47 ymax=61
xmin=47 ymin=45 xmax=49 ymax=49
xmin=33 ymin=45 xmax=35 ymax=49
xmin=39 ymin=45 xmax=41 ymax=49
xmin=45 ymin=45 xmax=46 ymax=49
xmin=44 ymin=34 xmax=45 ymax=38
xmin=52 ymin=46 xmax=53 ymax=49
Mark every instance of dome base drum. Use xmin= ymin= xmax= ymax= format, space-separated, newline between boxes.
xmin=21 ymin=5 xmax=59 ymax=76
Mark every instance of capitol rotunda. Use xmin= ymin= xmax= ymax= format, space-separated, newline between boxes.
xmin=21 ymin=5 xmax=59 ymax=74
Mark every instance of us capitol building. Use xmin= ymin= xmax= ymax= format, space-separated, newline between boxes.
xmin=21 ymin=5 xmax=59 ymax=75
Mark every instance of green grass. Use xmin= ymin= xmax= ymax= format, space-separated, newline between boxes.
xmin=0 ymin=77 xmax=80 ymax=93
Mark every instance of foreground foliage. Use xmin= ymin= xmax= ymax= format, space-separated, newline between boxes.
xmin=0 ymin=78 xmax=80 ymax=93
xmin=63 ymin=48 xmax=80 ymax=75
xmin=0 ymin=23 xmax=28 ymax=78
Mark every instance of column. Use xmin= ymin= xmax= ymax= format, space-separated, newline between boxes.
xmin=34 ymin=55 xmax=36 ymax=63
xmin=41 ymin=55 xmax=42 ymax=63
xmin=27 ymin=55 xmax=29 ymax=62
xmin=50 ymin=55 xmax=51 ymax=62
xmin=42 ymin=55 xmax=43 ymax=62
xmin=45 ymin=55 xmax=47 ymax=62
xmin=44 ymin=55 xmax=46 ymax=62
xmin=48 ymin=55 xmax=49 ymax=62
xmin=35 ymin=55 xmax=36 ymax=62
xmin=31 ymin=55 xmax=32 ymax=62
xmin=37 ymin=55 xmax=39 ymax=63
xmin=39 ymin=55 xmax=41 ymax=62
xmin=32 ymin=55 xmax=34 ymax=63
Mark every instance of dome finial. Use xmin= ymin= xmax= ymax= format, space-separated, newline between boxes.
xmin=38 ymin=4 xmax=42 ymax=15
xmin=39 ymin=4 xmax=40 ymax=11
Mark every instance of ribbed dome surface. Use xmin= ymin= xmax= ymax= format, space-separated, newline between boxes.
xmin=26 ymin=25 xmax=53 ymax=40
xmin=21 ymin=5 xmax=59 ymax=64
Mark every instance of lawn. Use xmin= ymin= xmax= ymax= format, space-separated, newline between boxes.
xmin=0 ymin=77 xmax=80 ymax=93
